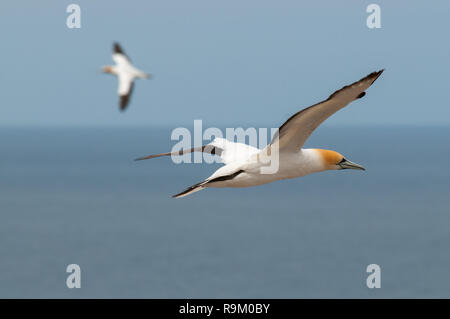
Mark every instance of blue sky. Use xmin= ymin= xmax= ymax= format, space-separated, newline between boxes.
xmin=0 ymin=0 xmax=449 ymax=127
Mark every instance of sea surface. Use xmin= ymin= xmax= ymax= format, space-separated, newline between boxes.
xmin=0 ymin=126 xmax=449 ymax=298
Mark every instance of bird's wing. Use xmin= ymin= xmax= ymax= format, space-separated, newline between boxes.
xmin=172 ymin=165 xmax=245 ymax=198
xmin=118 ymin=74 xmax=134 ymax=111
xmin=112 ymin=42 xmax=132 ymax=67
xmin=268 ymin=70 xmax=384 ymax=153
xmin=134 ymin=138 xmax=259 ymax=164
xmin=135 ymin=144 xmax=222 ymax=161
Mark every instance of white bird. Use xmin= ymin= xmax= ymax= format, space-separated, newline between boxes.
xmin=136 ymin=70 xmax=384 ymax=198
xmin=101 ymin=42 xmax=151 ymax=111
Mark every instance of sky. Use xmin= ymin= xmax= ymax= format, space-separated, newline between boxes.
xmin=0 ymin=0 xmax=449 ymax=127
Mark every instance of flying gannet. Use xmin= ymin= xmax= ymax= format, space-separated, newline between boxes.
xmin=101 ymin=42 xmax=151 ymax=111
xmin=136 ymin=70 xmax=384 ymax=198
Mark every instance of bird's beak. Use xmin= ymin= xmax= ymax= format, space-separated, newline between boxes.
xmin=99 ymin=66 xmax=110 ymax=74
xmin=339 ymin=159 xmax=366 ymax=171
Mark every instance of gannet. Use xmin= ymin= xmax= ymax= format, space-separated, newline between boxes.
xmin=136 ymin=70 xmax=384 ymax=198
xmin=101 ymin=42 xmax=151 ymax=111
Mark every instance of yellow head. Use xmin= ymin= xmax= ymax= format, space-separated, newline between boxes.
xmin=101 ymin=65 xmax=116 ymax=74
xmin=315 ymin=149 xmax=366 ymax=171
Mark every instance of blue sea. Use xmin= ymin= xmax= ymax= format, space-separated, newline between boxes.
xmin=0 ymin=126 xmax=449 ymax=298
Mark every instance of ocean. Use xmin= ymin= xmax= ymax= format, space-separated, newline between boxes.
xmin=0 ymin=126 xmax=449 ymax=298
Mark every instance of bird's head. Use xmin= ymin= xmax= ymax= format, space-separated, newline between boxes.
xmin=315 ymin=149 xmax=365 ymax=171
xmin=101 ymin=65 xmax=116 ymax=74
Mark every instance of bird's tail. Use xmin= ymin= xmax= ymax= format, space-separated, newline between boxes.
xmin=172 ymin=180 xmax=208 ymax=198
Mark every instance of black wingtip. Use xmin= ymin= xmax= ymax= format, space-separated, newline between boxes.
xmin=171 ymin=180 xmax=207 ymax=198
xmin=134 ymin=155 xmax=153 ymax=161
xmin=171 ymin=189 xmax=190 ymax=199
xmin=370 ymin=69 xmax=384 ymax=84
xmin=113 ymin=42 xmax=125 ymax=54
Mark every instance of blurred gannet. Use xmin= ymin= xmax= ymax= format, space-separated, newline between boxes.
xmin=101 ymin=42 xmax=151 ymax=111
xmin=136 ymin=70 xmax=384 ymax=198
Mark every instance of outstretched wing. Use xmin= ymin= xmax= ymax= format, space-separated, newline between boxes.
xmin=172 ymin=169 xmax=245 ymax=199
xmin=135 ymin=138 xmax=259 ymax=164
xmin=118 ymin=74 xmax=134 ymax=111
xmin=269 ymin=70 xmax=384 ymax=153
xmin=112 ymin=42 xmax=132 ymax=66
xmin=135 ymin=144 xmax=222 ymax=161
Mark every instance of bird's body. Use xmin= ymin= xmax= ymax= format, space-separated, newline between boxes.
xmin=205 ymin=148 xmax=324 ymax=188
xmin=136 ymin=70 xmax=384 ymax=198
xmin=102 ymin=43 xmax=150 ymax=111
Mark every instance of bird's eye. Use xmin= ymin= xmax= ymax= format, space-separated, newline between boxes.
xmin=338 ymin=158 xmax=346 ymax=164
